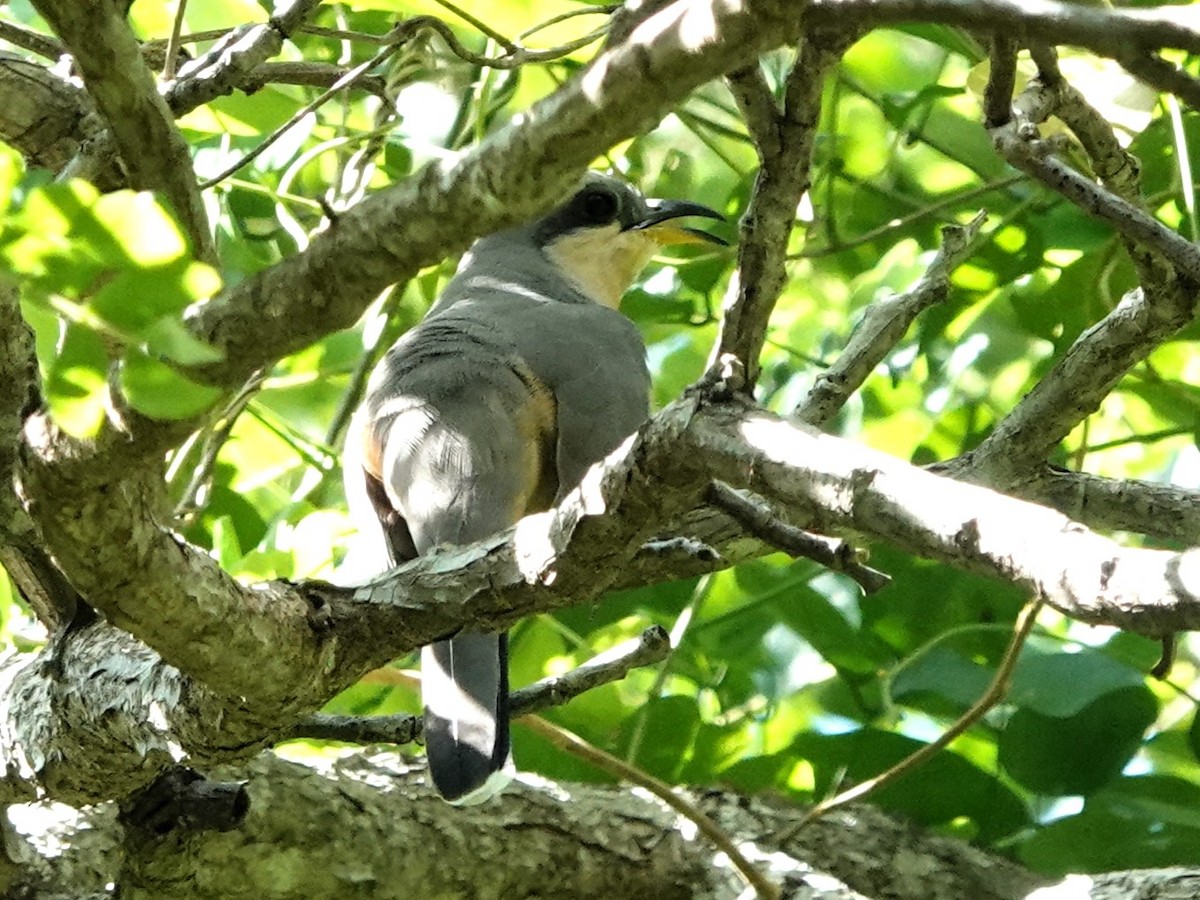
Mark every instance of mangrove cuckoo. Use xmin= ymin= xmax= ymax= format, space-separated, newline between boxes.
xmin=345 ymin=173 xmax=724 ymax=803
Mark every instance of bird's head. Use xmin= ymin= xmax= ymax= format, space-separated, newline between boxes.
xmin=533 ymin=173 xmax=727 ymax=309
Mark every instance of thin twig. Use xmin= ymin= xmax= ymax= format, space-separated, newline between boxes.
xmin=288 ymin=625 xmax=673 ymax=744
xmin=520 ymin=715 xmax=783 ymax=900
xmin=777 ymin=597 xmax=1044 ymax=841
xmin=797 ymin=211 xmax=987 ymax=428
xmin=163 ymin=0 xmax=188 ymax=79
xmin=624 ymin=577 xmax=712 ymax=763
xmin=708 ymin=483 xmax=890 ymax=594
xmin=242 ymin=62 xmax=390 ymax=98
xmin=516 ymin=5 xmax=613 ymax=42
xmin=431 ymin=0 xmax=516 ymax=52
xmin=0 ymin=19 xmax=63 ymax=59
xmin=199 ymin=43 xmax=400 ymax=189
xmin=382 ymin=14 xmax=605 ymax=70
xmin=172 ymin=370 xmax=267 ymax=523
xmin=795 ymin=173 xmax=1025 ymax=259
xmin=324 ymin=283 xmax=411 ymax=448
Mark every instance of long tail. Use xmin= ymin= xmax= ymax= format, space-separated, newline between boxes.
xmin=422 ymin=633 xmax=511 ymax=803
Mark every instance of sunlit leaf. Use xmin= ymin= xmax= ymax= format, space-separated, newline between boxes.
xmin=120 ymin=351 xmax=222 ymax=420
xmin=45 ymin=323 xmax=109 ymax=439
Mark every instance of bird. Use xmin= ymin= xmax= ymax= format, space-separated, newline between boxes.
xmin=343 ymin=172 xmax=725 ymax=803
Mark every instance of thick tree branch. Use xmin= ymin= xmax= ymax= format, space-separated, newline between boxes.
xmin=686 ymin=400 xmax=1200 ymax=635
xmin=1004 ymin=467 xmax=1200 ymax=545
xmin=804 ymin=0 xmax=1200 ymax=56
xmin=30 ymin=0 xmax=215 ymax=263
xmin=3 ymin=751 xmax=1047 ymax=899
xmin=0 ymin=54 xmax=88 ymax=174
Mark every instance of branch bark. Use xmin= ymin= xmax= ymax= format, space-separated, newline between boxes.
xmin=3 ymin=0 xmax=1200 ymax=834
xmin=2 ymin=751 xmax=1048 ymax=900
xmin=12 ymin=391 xmax=1200 ymax=804
xmin=709 ymin=34 xmax=844 ymax=387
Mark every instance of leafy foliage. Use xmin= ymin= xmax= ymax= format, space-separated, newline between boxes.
xmin=2 ymin=0 xmax=1200 ymax=879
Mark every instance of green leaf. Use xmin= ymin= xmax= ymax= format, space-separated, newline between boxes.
xmin=0 ymin=145 xmax=22 ymax=216
xmin=139 ymin=318 xmax=224 ymax=365
xmin=894 ymin=24 xmax=986 ymax=62
xmin=890 ymin=646 xmax=992 ymax=713
xmin=617 ymin=695 xmax=701 ymax=781
xmin=999 ymin=686 xmax=1158 ymax=795
xmin=120 ymin=351 xmax=222 ymax=420
xmin=792 ymin=728 xmax=1029 ymax=843
xmin=89 ymin=262 xmax=220 ymax=335
xmin=1008 ymin=644 xmax=1148 ymax=717
xmin=1020 ymin=776 xmax=1200 ymax=875
xmin=87 ymin=191 xmax=189 ymax=266
xmin=383 ymin=140 xmax=413 ymax=179
xmin=228 ymin=186 xmax=284 ymax=241
xmin=45 ymin=323 xmax=109 ymax=439
xmin=210 ymin=515 xmax=244 ymax=570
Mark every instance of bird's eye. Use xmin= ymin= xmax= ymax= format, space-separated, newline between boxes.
xmin=579 ymin=189 xmax=619 ymax=224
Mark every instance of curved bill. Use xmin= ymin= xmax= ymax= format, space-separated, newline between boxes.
xmin=627 ymin=199 xmax=729 ymax=246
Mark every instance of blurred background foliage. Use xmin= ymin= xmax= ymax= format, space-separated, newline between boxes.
xmin=3 ymin=0 xmax=1200 ymax=878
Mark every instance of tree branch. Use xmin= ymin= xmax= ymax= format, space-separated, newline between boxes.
xmin=30 ymin=0 xmax=215 ymax=263
xmin=687 ymin=399 xmax=1200 ymax=635
xmin=797 ymin=212 xmax=987 ymax=428
xmin=707 ymin=482 xmax=890 ymax=594
xmin=982 ymin=35 xmax=1018 ymax=128
xmin=289 ymin=625 xmax=672 ymax=745
xmin=0 ymin=54 xmax=89 ymax=174
xmin=1120 ymin=52 xmax=1200 ymax=111
xmin=1001 ymin=466 xmax=1200 ymax=545
xmin=3 ymin=751 xmax=1048 ymax=899
xmin=991 ymin=125 xmax=1200 ymax=283
xmin=804 ymin=0 xmax=1200 ymax=57
xmin=707 ymin=34 xmax=847 ymax=388
xmin=947 ymin=282 xmax=1195 ymax=483
xmin=165 ymin=0 xmax=326 ymax=114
